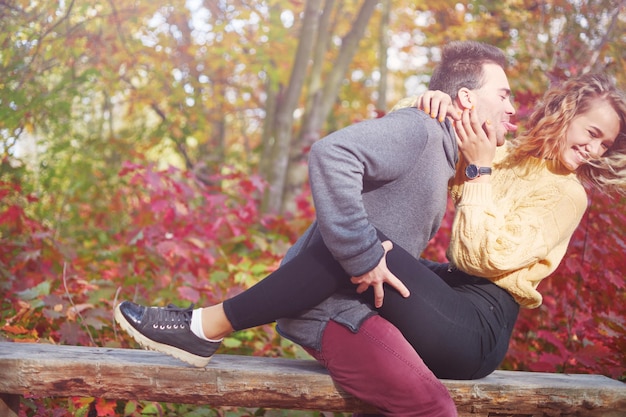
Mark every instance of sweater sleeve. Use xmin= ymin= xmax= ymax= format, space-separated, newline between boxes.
xmin=308 ymin=108 xmax=433 ymax=276
xmin=447 ymin=174 xmax=588 ymax=306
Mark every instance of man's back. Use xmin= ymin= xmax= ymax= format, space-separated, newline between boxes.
xmin=277 ymin=106 xmax=458 ymax=350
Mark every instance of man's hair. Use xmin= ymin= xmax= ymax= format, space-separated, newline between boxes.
xmin=429 ymin=41 xmax=507 ymax=98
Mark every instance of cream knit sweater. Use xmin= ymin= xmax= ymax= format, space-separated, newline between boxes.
xmin=447 ymin=144 xmax=588 ymax=308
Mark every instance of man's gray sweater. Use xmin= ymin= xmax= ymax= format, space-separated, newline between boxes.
xmin=276 ymin=106 xmax=458 ymax=350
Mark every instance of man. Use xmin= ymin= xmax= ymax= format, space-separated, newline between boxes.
xmin=274 ymin=40 xmax=515 ymax=416
xmin=115 ymin=40 xmax=516 ymax=416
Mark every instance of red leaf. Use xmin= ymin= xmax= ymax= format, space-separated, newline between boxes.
xmin=95 ymin=398 xmax=117 ymax=416
xmin=178 ymin=286 xmax=200 ymax=303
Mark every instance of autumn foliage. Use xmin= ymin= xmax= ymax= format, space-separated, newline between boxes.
xmin=2 ymin=1 xmax=626 ymax=416
xmin=2 ymin=150 xmax=626 ymax=416
xmin=0 ymin=159 xmax=315 ymax=416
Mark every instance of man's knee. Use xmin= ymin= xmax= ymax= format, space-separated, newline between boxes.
xmin=319 ymin=317 xmax=457 ymax=417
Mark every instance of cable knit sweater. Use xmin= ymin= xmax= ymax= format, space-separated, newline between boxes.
xmin=447 ymin=143 xmax=588 ymax=308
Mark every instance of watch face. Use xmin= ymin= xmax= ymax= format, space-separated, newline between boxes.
xmin=465 ymin=164 xmax=479 ymax=179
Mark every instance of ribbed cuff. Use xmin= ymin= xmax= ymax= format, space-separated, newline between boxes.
xmin=459 ymin=182 xmax=493 ymax=205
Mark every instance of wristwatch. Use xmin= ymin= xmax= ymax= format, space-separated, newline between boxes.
xmin=465 ymin=164 xmax=492 ymax=180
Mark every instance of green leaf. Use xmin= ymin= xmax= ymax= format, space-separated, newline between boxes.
xmin=222 ymin=336 xmax=242 ymax=348
xmin=141 ymin=402 xmax=159 ymax=415
xmin=16 ymin=281 xmax=51 ymax=300
xmin=124 ymin=400 xmax=138 ymax=416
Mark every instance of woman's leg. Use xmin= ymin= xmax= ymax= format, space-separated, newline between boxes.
xmin=219 ymin=234 xmax=517 ymax=379
xmin=369 ymin=245 xmax=519 ymax=379
xmin=117 ymin=232 xmax=516 ymax=375
xmin=204 ymin=237 xmax=353 ymax=338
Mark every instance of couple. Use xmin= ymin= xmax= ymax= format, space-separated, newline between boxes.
xmin=115 ymin=41 xmax=626 ymax=416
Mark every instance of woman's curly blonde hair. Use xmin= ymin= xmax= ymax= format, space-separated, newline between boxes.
xmin=507 ymin=73 xmax=626 ymax=195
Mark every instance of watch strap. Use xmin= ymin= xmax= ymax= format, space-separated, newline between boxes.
xmin=465 ymin=164 xmax=492 ymax=179
xmin=478 ymin=166 xmax=492 ymax=176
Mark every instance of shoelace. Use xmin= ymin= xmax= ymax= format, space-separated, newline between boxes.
xmin=150 ymin=304 xmax=194 ymax=330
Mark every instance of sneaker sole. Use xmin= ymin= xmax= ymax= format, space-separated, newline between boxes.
xmin=114 ymin=304 xmax=212 ymax=368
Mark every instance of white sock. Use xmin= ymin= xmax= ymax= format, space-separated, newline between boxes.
xmin=190 ymin=308 xmax=223 ymax=342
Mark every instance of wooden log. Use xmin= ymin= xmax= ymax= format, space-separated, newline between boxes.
xmin=0 ymin=342 xmax=625 ymax=416
xmin=0 ymin=342 xmax=371 ymax=412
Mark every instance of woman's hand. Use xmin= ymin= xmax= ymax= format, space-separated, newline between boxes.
xmin=350 ymin=240 xmax=410 ymax=308
xmin=455 ymin=107 xmax=497 ymax=171
xmin=414 ymin=90 xmax=461 ymax=122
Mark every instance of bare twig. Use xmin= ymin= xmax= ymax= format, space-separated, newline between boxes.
xmin=62 ymin=262 xmax=96 ymax=346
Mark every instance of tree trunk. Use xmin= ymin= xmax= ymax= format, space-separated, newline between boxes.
xmin=280 ymin=0 xmax=337 ymax=214
xmin=261 ymin=0 xmax=322 ymax=214
xmin=314 ymin=0 xmax=379 ymax=127
xmin=281 ymin=0 xmax=380 ymax=213
xmin=376 ymin=0 xmax=390 ymax=113
xmin=259 ymin=76 xmax=279 ymax=185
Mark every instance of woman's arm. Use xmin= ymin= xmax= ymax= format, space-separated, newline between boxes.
xmin=448 ymin=176 xmax=588 ymax=278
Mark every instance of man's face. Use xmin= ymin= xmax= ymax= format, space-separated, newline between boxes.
xmin=472 ymin=63 xmax=516 ymax=145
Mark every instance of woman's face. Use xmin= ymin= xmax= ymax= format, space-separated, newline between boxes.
xmin=560 ymin=98 xmax=620 ymax=171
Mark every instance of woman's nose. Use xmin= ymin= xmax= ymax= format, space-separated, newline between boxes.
xmin=588 ymin=141 xmax=604 ymax=158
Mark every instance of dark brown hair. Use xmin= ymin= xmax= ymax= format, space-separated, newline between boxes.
xmin=429 ymin=41 xmax=508 ymax=99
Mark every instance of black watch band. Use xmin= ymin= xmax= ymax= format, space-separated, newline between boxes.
xmin=465 ymin=164 xmax=492 ymax=180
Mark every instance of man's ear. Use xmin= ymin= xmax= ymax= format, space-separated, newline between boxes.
xmin=456 ymin=87 xmax=475 ymax=110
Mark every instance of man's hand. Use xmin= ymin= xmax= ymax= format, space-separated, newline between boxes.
xmin=350 ymin=240 xmax=410 ymax=308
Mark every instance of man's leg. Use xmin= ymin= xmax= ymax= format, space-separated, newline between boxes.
xmin=305 ymin=316 xmax=457 ymax=417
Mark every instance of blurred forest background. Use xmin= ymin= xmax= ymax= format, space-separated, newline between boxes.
xmin=1 ymin=0 xmax=626 ymax=416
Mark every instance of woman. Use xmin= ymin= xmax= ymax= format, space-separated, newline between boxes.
xmin=116 ymin=73 xmax=626 ymax=383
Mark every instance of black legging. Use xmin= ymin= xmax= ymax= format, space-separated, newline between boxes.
xmin=222 ymin=235 xmax=519 ymax=379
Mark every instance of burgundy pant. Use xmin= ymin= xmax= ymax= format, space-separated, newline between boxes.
xmin=304 ymin=316 xmax=457 ymax=417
